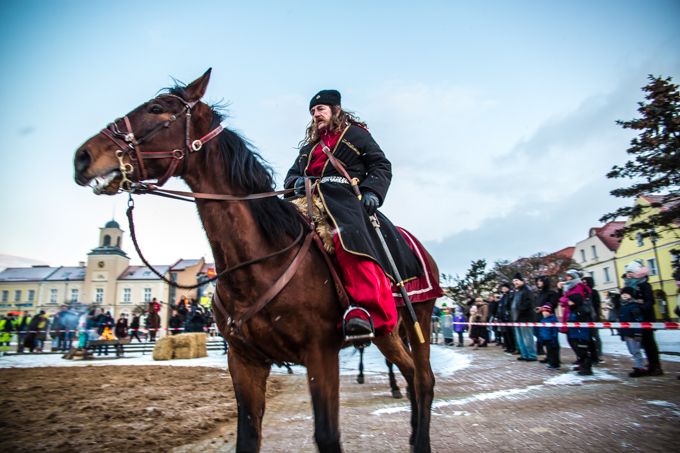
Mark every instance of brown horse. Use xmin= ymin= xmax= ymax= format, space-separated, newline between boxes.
xmin=145 ymin=301 xmax=160 ymax=341
xmin=73 ymin=69 xmax=437 ymax=453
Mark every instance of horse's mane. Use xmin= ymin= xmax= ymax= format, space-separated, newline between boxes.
xmin=165 ymin=86 xmax=306 ymax=248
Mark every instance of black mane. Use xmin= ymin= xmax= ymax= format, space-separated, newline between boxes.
xmin=165 ymin=86 xmax=305 ymax=247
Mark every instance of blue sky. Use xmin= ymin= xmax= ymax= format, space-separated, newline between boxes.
xmin=0 ymin=1 xmax=679 ymax=277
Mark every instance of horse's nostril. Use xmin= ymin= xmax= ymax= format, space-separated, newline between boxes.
xmin=75 ymin=148 xmax=92 ymax=173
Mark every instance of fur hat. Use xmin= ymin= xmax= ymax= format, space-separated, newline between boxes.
xmin=540 ymin=304 xmax=553 ymax=313
xmin=621 ymin=287 xmax=635 ymax=297
xmin=513 ymin=272 xmax=524 ymax=282
xmin=310 ymin=90 xmax=341 ymax=111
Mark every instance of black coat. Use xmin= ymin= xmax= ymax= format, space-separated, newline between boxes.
xmin=534 ymin=288 xmax=558 ymax=322
xmin=284 ymin=124 xmax=422 ymax=283
xmin=634 ymin=280 xmax=656 ymax=322
xmin=511 ymin=285 xmax=535 ymax=322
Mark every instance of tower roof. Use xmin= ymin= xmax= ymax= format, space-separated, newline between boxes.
xmin=104 ymin=219 xmax=120 ymax=229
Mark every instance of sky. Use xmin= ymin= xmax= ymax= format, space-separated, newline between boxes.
xmin=0 ymin=0 xmax=678 ymax=278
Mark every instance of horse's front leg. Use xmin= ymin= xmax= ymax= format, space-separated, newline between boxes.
xmin=404 ymin=300 xmax=435 ymax=453
xmin=228 ymin=349 xmax=271 ymax=453
xmin=306 ymin=350 xmax=342 ymax=453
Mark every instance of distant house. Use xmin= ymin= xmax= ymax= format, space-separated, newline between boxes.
xmin=614 ymin=195 xmax=680 ymax=321
xmin=572 ymin=221 xmax=625 ymax=302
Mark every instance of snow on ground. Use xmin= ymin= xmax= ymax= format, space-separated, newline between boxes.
xmin=0 ymin=342 xmax=472 ymax=377
xmin=591 ymin=330 xmax=680 ymax=363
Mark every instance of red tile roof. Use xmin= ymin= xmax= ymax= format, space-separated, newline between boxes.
xmin=589 ymin=221 xmax=626 ymax=251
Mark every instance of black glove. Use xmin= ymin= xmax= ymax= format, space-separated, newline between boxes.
xmin=293 ymin=177 xmax=305 ymax=197
xmin=361 ymin=191 xmax=380 ymax=216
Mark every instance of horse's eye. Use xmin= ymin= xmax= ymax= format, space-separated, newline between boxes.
xmin=148 ymin=106 xmax=164 ymax=115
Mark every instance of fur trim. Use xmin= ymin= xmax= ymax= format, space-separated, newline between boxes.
xmin=289 ymin=196 xmax=335 ymax=254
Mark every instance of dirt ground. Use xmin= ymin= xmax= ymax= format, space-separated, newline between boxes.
xmin=0 ymin=366 xmax=281 ymax=453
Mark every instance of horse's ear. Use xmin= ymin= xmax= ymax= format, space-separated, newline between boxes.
xmin=184 ymin=68 xmax=212 ymax=102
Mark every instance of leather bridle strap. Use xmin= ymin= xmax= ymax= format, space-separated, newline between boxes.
xmin=131 ymin=183 xmax=294 ymax=201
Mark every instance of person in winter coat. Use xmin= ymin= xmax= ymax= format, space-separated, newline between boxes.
xmin=624 ymin=260 xmax=663 ymax=376
xmin=558 ymin=270 xmax=591 ymax=335
xmin=129 ymin=313 xmax=142 ymax=342
xmin=49 ymin=312 xmax=64 ymax=352
xmin=186 ymin=308 xmax=207 ymax=334
xmin=96 ymin=312 xmax=115 ymax=355
xmin=582 ymin=276 xmax=603 ymax=363
xmin=512 ymin=273 xmax=537 ymax=361
xmin=474 ymin=298 xmax=490 ymax=347
xmin=0 ymin=314 xmax=15 ymax=356
xmin=488 ymin=295 xmax=501 ymax=344
xmin=24 ymin=311 xmax=47 ymax=353
xmin=16 ymin=311 xmax=31 ymax=353
xmin=468 ymin=306 xmax=485 ymax=349
xmin=604 ymin=291 xmax=621 ymax=335
xmin=534 ymin=276 xmax=558 ymax=356
xmin=115 ymin=315 xmax=129 ymax=339
xmin=59 ymin=306 xmax=79 ymax=351
xmin=566 ymin=293 xmax=593 ymax=376
xmin=538 ymin=305 xmax=560 ymax=369
xmin=453 ymin=306 xmax=466 ymax=347
xmin=169 ymin=310 xmax=183 ymax=335
xmin=498 ymin=282 xmax=516 ymax=354
xmin=618 ymin=286 xmax=646 ymax=377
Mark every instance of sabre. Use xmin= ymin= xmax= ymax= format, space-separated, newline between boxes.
xmin=369 ymin=214 xmax=426 ymax=344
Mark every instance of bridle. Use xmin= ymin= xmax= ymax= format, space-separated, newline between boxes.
xmin=100 ymin=94 xmax=223 ymax=189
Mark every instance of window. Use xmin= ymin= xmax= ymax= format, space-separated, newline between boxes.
xmin=27 ymin=289 xmax=35 ymax=302
xmin=95 ymin=288 xmax=104 ymax=303
xmin=103 ymin=234 xmax=111 ymax=246
xmin=62 ymin=272 xmax=71 ymax=278
xmin=143 ymin=271 xmax=151 ymax=276
xmin=144 ymin=288 xmax=152 ymax=302
xmin=579 ymin=249 xmax=586 ymax=262
xmin=591 ymin=245 xmax=597 ymax=259
xmin=123 ymin=288 xmax=131 ymax=303
xmin=603 ymin=267 xmax=612 ymax=283
xmin=50 ymin=289 xmax=58 ymax=304
xmin=70 ymin=288 xmax=79 ymax=302
xmin=636 ymin=232 xmax=644 ymax=247
xmin=588 ymin=272 xmax=595 ymax=286
xmin=14 ymin=290 xmax=22 ymax=302
xmin=647 ymin=258 xmax=659 ymax=276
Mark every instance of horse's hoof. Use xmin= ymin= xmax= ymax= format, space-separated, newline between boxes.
xmin=392 ymin=389 xmax=403 ymax=399
xmin=357 ymin=375 xmax=364 ymax=384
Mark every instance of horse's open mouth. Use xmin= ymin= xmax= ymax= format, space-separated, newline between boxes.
xmin=89 ymin=169 xmax=122 ymax=195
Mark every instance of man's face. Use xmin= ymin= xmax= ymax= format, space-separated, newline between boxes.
xmin=513 ymin=278 xmax=524 ymax=288
xmin=501 ymin=287 xmax=508 ymax=293
xmin=537 ymin=280 xmax=544 ymax=288
xmin=311 ymin=104 xmax=333 ymax=131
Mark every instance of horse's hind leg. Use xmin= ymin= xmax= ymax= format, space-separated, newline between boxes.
xmin=357 ymin=348 xmax=364 ymax=384
xmin=306 ymin=350 xmax=342 ymax=453
xmin=228 ymin=350 xmax=271 ymax=453
xmin=404 ymin=299 xmax=436 ymax=453
xmin=386 ymin=359 xmax=402 ymax=398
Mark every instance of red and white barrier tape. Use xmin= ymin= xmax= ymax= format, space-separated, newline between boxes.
xmin=4 ymin=327 xmax=212 ymax=334
xmin=449 ymin=321 xmax=679 ymax=329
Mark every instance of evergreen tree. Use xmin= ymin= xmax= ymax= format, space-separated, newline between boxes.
xmin=441 ymin=259 xmax=497 ymax=306
xmin=601 ymin=75 xmax=680 ymax=237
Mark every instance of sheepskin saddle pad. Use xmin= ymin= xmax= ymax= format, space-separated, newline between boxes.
xmin=289 ymin=196 xmax=335 ymax=255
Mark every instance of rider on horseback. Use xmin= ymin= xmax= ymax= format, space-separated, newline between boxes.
xmin=284 ymin=90 xmax=422 ymax=343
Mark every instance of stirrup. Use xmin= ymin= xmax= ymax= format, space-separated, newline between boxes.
xmin=342 ymin=306 xmax=375 ymax=346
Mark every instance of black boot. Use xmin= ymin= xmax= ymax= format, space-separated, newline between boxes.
xmin=345 ymin=317 xmax=374 ymax=349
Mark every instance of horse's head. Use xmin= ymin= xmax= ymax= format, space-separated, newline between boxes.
xmin=73 ymin=69 xmax=213 ymax=194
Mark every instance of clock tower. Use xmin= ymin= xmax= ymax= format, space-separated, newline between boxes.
xmin=83 ymin=220 xmax=130 ymax=312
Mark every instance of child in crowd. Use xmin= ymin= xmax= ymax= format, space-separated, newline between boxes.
xmin=567 ymin=293 xmax=593 ymax=376
xmin=618 ymin=286 xmax=647 ymax=377
xmin=468 ymin=306 xmax=486 ymax=349
xmin=538 ymin=304 xmax=560 ymax=369
xmin=453 ymin=306 xmax=466 ymax=347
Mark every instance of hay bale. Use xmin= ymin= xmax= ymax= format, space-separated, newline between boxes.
xmin=173 ymin=347 xmax=192 ymax=360
xmin=152 ymin=333 xmax=207 ymax=360
xmin=152 ymin=337 xmax=174 ymax=361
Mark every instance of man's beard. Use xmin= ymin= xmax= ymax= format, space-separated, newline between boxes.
xmin=313 ymin=114 xmax=335 ymax=135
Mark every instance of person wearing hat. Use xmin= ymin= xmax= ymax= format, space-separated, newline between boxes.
xmin=284 ymin=90 xmax=423 ymax=344
xmin=618 ymin=286 xmax=646 ymax=377
xmin=497 ymin=282 xmax=516 ymax=353
xmin=566 ymin=293 xmax=593 ymax=375
xmin=624 ymin=260 xmax=662 ymax=376
xmin=538 ymin=304 xmax=560 ymax=369
xmin=511 ymin=273 xmax=537 ymax=361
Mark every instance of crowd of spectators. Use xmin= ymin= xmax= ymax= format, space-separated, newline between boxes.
xmin=440 ymin=259 xmax=666 ymax=378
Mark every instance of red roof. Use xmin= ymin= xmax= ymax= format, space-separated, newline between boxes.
xmin=640 ymin=194 xmax=680 ymax=211
xmin=547 ymin=246 xmax=574 ymax=259
xmin=589 ymin=221 xmax=626 ymax=251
